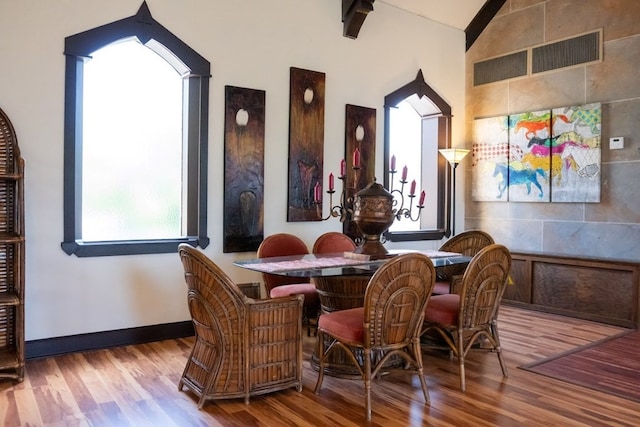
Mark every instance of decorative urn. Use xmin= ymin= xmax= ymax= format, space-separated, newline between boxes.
xmin=352 ymin=180 xmax=395 ymax=259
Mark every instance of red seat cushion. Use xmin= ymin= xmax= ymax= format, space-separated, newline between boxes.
xmin=318 ymin=307 xmax=364 ymax=343
xmin=424 ymin=294 xmax=460 ymax=326
xmin=433 ymin=280 xmax=451 ymax=295
xmin=270 ymin=283 xmax=319 ymax=305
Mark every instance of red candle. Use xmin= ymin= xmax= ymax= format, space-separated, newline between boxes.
xmin=401 ymin=166 xmax=408 ymax=181
xmin=329 ymin=173 xmax=334 ymax=191
xmin=410 ymin=180 xmax=416 ymax=196
xmin=390 ymin=155 xmax=396 ymax=171
xmin=340 ymin=159 xmax=346 ymax=177
xmin=353 ymin=148 xmax=361 ymax=168
xmin=314 ymin=182 xmax=322 ymax=203
xmin=419 ymin=190 xmax=426 ymax=206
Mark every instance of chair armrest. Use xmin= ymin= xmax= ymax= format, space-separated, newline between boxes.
xmin=246 ymin=294 xmax=304 ymax=323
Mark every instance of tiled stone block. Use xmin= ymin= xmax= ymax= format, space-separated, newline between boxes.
xmin=543 ymin=221 xmax=640 ymax=260
xmin=466 ymin=81 xmax=509 ymax=119
xmin=509 ymin=200 xmax=585 ymax=221
xmin=508 ymin=67 xmax=586 ymax=112
xmin=465 ymin=217 xmax=544 ymax=252
xmin=587 ymin=36 xmax=640 ymax=104
xmin=586 ymin=163 xmax=640 ymax=223
xmin=546 ymin=0 xmax=640 ymax=42
xmin=511 ymin=0 xmax=546 ymax=12
xmin=601 ymin=99 xmax=640 ymax=162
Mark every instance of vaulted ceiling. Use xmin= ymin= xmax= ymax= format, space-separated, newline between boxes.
xmin=382 ymin=0 xmax=487 ymax=30
xmin=342 ymin=0 xmax=505 ymax=50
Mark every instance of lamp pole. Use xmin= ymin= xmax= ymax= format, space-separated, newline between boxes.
xmin=438 ymin=148 xmax=470 ymax=237
xmin=451 ymin=161 xmax=459 ymax=236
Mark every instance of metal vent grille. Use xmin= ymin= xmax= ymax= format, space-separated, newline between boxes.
xmin=532 ymin=31 xmax=600 ymax=73
xmin=473 ymin=51 xmax=528 ymax=86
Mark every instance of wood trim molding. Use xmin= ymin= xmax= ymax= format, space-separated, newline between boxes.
xmin=25 ymin=321 xmax=194 ymax=360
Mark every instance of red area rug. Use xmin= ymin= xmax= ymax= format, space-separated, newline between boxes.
xmin=520 ymin=330 xmax=640 ymax=403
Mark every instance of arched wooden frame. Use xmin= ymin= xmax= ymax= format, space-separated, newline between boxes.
xmin=383 ymin=70 xmax=451 ymax=242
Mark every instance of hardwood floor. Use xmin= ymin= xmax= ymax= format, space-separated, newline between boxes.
xmin=1 ymin=306 xmax=638 ymax=426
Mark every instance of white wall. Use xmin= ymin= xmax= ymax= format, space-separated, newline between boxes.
xmin=0 ymin=0 xmax=466 ymax=340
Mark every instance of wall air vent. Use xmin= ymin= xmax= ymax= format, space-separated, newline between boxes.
xmin=473 ymin=50 xmax=527 ymax=86
xmin=532 ymin=31 xmax=601 ymax=74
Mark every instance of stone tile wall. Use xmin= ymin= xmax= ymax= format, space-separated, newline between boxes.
xmin=465 ymin=0 xmax=640 ymax=260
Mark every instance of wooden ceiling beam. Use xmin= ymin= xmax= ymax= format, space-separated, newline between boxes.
xmin=465 ymin=0 xmax=507 ymax=51
xmin=342 ymin=0 xmax=375 ymax=39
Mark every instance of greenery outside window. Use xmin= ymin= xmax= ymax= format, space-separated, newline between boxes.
xmin=61 ymin=2 xmax=210 ymax=257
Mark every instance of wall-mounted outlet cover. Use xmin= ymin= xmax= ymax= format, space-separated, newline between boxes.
xmin=610 ymin=137 xmax=624 ymax=150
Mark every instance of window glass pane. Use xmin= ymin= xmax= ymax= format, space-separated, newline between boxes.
xmin=82 ymin=40 xmax=182 ymax=241
xmin=389 ymin=100 xmax=421 ymax=233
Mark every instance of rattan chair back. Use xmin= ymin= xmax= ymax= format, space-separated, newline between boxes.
xmin=364 ymin=253 xmax=436 ymax=349
xmin=458 ymin=243 xmax=511 ymax=330
xmin=437 ymin=229 xmax=495 ymax=282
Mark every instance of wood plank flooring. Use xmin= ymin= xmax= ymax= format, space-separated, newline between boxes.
xmin=1 ymin=306 xmax=639 ymax=426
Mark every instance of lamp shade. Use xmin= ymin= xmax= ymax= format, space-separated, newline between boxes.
xmin=439 ymin=148 xmax=470 ymax=166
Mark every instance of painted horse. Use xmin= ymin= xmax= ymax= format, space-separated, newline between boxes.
xmin=521 ymin=153 xmax=564 ymax=184
xmin=528 ymin=137 xmax=585 ymax=157
xmin=493 ymin=163 xmax=546 ymax=199
xmin=515 ymin=113 xmax=570 ymax=139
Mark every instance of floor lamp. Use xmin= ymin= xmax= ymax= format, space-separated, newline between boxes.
xmin=438 ymin=148 xmax=470 ymax=236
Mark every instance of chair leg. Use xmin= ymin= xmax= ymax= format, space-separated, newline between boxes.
xmin=457 ymin=329 xmax=466 ymax=391
xmin=491 ymin=321 xmax=509 ymax=378
xmin=314 ymin=330 xmax=326 ymax=394
xmin=413 ymin=339 xmax=430 ymax=404
xmin=364 ymin=348 xmax=372 ymax=422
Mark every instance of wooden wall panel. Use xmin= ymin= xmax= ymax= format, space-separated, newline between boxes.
xmin=504 ymin=251 xmax=640 ymax=328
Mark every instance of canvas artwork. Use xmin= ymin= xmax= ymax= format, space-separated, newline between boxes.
xmin=507 ymin=109 xmax=552 ymax=202
xmin=223 ymin=86 xmax=265 ymax=253
xmin=287 ymin=67 xmax=326 ymax=221
xmin=550 ymin=103 xmax=601 ymax=202
xmin=343 ymin=104 xmax=376 ymax=240
xmin=471 ymin=103 xmax=601 ymax=203
xmin=471 ymin=115 xmax=510 ymax=202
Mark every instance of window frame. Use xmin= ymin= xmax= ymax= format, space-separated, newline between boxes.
xmin=61 ymin=2 xmax=210 ymax=257
xmin=383 ymin=70 xmax=452 ymax=242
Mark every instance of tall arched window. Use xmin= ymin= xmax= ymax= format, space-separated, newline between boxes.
xmin=383 ymin=70 xmax=452 ymax=242
xmin=61 ymin=2 xmax=210 ymax=257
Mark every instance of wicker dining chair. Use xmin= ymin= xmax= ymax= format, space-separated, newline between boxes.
xmin=314 ymin=252 xmax=436 ymax=421
xmin=257 ymin=233 xmax=319 ymax=334
xmin=422 ymin=243 xmax=512 ymax=391
xmin=433 ymin=229 xmax=495 ymax=295
xmin=177 ymin=244 xmax=303 ymax=407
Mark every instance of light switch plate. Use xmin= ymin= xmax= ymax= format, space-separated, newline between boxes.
xmin=610 ymin=137 xmax=624 ymax=150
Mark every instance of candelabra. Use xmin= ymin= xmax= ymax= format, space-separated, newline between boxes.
xmin=314 ymin=152 xmax=425 ymax=258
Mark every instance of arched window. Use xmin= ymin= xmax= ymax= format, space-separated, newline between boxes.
xmin=61 ymin=2 xmax=210 ymax=257
xmin=383 ymin=70 xmax=451 ymax=242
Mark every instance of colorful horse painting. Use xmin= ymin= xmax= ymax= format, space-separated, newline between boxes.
xmin=493 ymin=163 xmax=546 ymax=199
